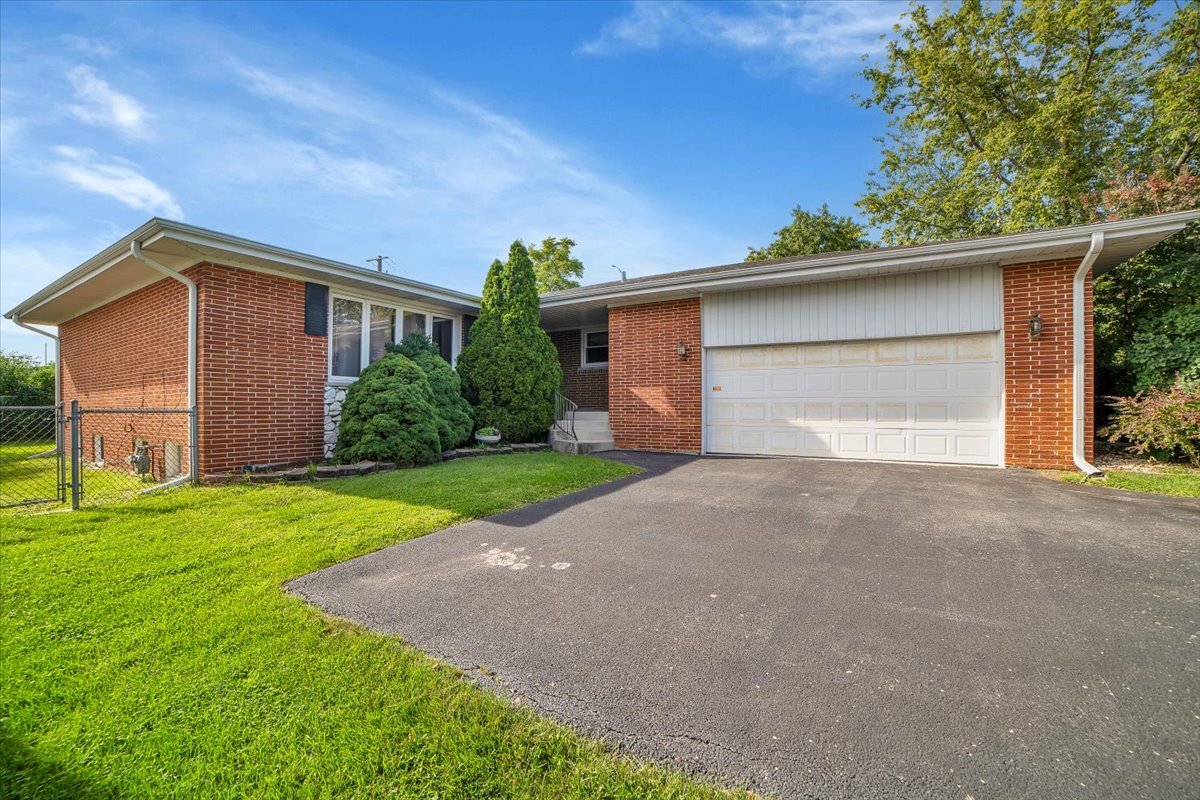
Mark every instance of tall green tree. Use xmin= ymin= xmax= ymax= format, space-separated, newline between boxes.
xmin=457 ymin=242 xmax=563 ymax=442
xmin=858 ymin=0 xmax=1199 ymax=397
xmin=1091 ymin=170 xmax=1200 ymax=393
xmin=746 ymin=204 xmax=873 ymax=261
xmin=0 ymin=351 xmax=54 ymax=405
xmin=529 ymin=236 xmax=584 ymax=292
xmin=858 ymin=0 xmax=1163 ymax=244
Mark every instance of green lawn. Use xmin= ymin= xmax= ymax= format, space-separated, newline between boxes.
xmin=2 ymin=453 xmax=740 ymax=799
xmin=0 ymin=441 xmax=60 ymax=507
xmin=1058 ymin=464 xmax=1200 ymax=498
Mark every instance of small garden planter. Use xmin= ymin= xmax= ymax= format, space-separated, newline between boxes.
xmin=475 ymin=428 xmax=501 ymax=445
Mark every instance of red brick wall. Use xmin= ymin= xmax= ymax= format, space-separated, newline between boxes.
xmin=548 ymin=328 xmax=609 ymax=409
xmin=1002 ymin=258 xmax=1094 ymax=469
xmin=59 ymin=263 xmax=328 ymax=479
xmin=60 ymin=276 xmax=190 ymax=409
xmin=60 ymin=273 xmax=193 ymax=480
xmin=609 ymin=298 xmax=702 ymax=453
xmin=194 ymin=264 xmax=326 ymax=474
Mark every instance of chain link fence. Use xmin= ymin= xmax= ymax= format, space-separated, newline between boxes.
xmin=69 ymin=405 xmax=195 ymax=508
xmin=0 ymin=405 xmax=65 ymax=508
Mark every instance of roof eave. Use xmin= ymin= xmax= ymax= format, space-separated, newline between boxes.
xmin=540 ymin=210 xmax=1200 ymax=309
xmin=5 ymin=218 xmax=482 ymax=323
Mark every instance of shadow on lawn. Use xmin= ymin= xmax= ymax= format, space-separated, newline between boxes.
xmin=308 ymin=451 xmax=695 ymax=529
xmin=0 ymin=731 xmax=117 ymax=800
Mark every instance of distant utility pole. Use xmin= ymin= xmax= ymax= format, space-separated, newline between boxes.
xmin=367 ymin=255 xmax=393 ymax=272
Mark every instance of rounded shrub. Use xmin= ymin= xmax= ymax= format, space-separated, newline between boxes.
xmin=334 ymin=352 xmax=442 ymax=466
xmin=390 ymin=333 xmax=473 ymax=450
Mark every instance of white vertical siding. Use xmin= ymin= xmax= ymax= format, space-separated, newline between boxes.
xmin=701 ymin=265 xmax=1001 ymax=348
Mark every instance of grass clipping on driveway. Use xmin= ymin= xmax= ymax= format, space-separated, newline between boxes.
xmin=2 ymin=453 xmax=737 ymax=799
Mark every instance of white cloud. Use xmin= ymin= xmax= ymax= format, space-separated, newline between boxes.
xmin=200 ymin=61 xmax=734 ymax=278
xmin=62 ymin=35 xmax=118 ymax=59
xmin=66 ymin=65 xmax=152 ymax=138
xmin=48 ymin=146 xmax=182 ymax=218
xmin=579 ymin=0 xmax=902 ymax=76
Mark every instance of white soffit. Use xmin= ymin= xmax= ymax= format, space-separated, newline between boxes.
xmin=6 ymin=219 xmax=482 ymax=325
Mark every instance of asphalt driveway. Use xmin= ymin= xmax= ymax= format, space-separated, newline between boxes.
xmin=290 ymin=454 xmax=1200 ymax=799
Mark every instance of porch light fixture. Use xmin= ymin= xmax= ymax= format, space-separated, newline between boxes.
xmin=675 ymin=340 xmax=690 ymax=359
xmin=1028 ymin=312 xmax=1044 ymax=340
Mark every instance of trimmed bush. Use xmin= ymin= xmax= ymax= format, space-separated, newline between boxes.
xmin=390 ymin=333 xmax=473 ymax=450
xmin=1103 ymin=376 xmax=1200 ymax=465
xmin=458 ymin=242 xmax=562 ymax=442
xmin=334 ymin=353 xmax=441 ymax=466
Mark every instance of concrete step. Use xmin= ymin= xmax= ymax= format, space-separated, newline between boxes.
xmin=550 ymin=437 xmax=616 ymax=455
xmin=570 ymin=425 xmax=614 ymax=436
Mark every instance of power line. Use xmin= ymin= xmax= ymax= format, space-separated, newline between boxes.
xmin=366 ymin=255 xmax=394 ymax=272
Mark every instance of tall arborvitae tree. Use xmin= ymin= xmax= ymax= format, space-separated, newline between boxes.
xmin=457 ymin=242 xmax=563 ymax=442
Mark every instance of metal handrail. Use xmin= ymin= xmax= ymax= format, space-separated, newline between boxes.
xmin=553 ymin=390 xmax=577 ymax=441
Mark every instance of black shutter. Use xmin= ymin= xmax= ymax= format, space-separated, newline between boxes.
xmin=304 ymin=283 xmax=328 ymax=336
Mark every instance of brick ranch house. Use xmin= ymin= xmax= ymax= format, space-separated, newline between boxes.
xmin=6 ymin=220 xmax=479 ymax=479
xmin=541 ymin=209 xmax=1198 ymax=470
xmin=6 ymin=210 xmax=1196 ymax=480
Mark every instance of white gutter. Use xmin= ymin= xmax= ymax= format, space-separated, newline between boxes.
xmin=9 ymin=315 xmax=63 ymax=465
xmin=1073 ymin=232 xmax=1104 ymax=476
xmin=540 ymin=209 xmax=1200 ymax=308
xmin=130 ymin=240 xmax=200 ymax=482
xmin=9 ymin=315 xmax=59 ymax=406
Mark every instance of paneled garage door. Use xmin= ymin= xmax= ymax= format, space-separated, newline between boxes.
xmin=705 ymin=333 xmax=1001 ymax=465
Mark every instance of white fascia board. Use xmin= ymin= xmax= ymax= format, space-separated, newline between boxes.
xmin=541 ymin=210 xmax=1200 ymax=309
xmin=157 ymin=224 xmax=481 ymax=308
xmin=5 ymin=218 xmax=482 ymax=321
xmin=3 ymin=219 xmax=163 ymax=320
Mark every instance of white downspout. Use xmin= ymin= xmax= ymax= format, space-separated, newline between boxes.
xmin=10 ymin=315 xmax=63 ymax=470
xmin=9 ymin=314 xmax=59 ymax=407
xmin=130 ymin=241 xmax=199 ymax=482
xmin=1073 ymin=232 xmax=1104 ymax=476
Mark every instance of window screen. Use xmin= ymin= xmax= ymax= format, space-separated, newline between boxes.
xmin=331 ymin=298 xmax=363 ymax=377
xmin=432 ymin=317 xmax=454 ymax=363
xmin=368 ymin=305 xmax=396 ymax=364
xmin=583 ymin=330 xmax=609 ymax=366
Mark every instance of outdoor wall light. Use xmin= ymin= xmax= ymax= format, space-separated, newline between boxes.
xmin=675 ymin=341 xmax=690 ymax=359
xmin=1029 ymin=312 xmax=1044 ymax=340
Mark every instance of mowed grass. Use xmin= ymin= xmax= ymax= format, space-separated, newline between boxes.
xmin=0 ymin=441 xmax=60 ymax=507
xmin=1058 ymin=464 xmax=1200 ymax=497
xmin=2 ymin=453 xmax=740 ymax=799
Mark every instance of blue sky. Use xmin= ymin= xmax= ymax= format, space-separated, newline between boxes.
xmin=0 ymin=0 xmax=906 ymax=358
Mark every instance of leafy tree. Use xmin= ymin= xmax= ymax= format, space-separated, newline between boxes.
xmin=746 ymin=204 xmax=873 ymax=261
xmin=391 ymin=332 xmax=473 ymax=449
xmin=529 ymin=236 xmax=584 ymax=292
xmin=858 ymin=0 xmax=1162 ymax=244
xmin=457 ymin=241 xmax=562 ymax=442
xmin=334 ymin=352 xmax=441 ymax=466
xmin=1146 ymin=1 xmax=1200 ymax=176
xmin=857 ymin=0 xmax=1199 ymax=400
xmin=0 ymin=351 xmax=54 ymax=405
xmin=1091 ymin=170 xmax=1200 ymax=392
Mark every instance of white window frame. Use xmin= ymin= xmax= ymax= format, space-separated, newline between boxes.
xmin=328 ymin=293 xmax=461 ymax=383
xmin=580 ymin=327 xmax=609 ymax=370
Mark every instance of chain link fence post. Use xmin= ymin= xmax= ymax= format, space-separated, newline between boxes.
xmin=69 ymin=400 xmax=81 ymax=510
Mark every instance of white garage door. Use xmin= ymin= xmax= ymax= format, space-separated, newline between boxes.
xmin=705 ymin=333 xmax=1000 ymax=465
